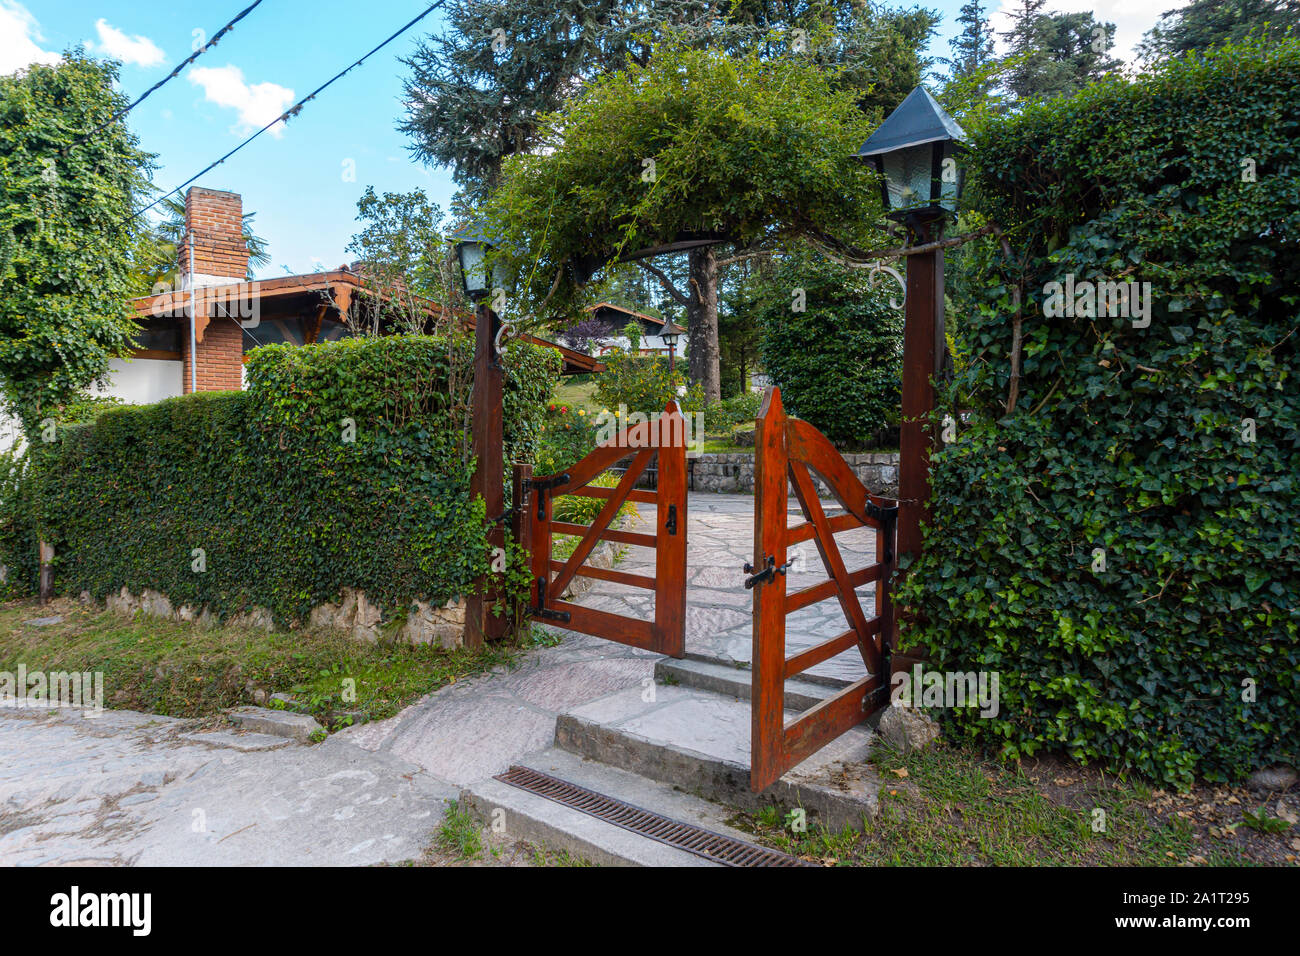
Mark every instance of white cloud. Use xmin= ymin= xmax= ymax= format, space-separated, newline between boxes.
xmin=991 ymin=0 xmax=1191 ymax=64
xmin=92 ymin=19 xmax=165 ymax=68
xmin=0 ymin=1 xmax=61 ymax=76
xmin=188 ymin=64 xmax=295 ymax=138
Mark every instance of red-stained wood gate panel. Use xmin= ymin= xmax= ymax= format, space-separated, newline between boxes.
xmin=514 ymin=401 xmax=687 ymax=657
xmin=748 ymin=387 xmax=899 ymax=792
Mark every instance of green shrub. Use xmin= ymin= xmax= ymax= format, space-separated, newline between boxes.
xmin=755 ymin=250 xmax=902 ymax=446
xmin=593 ymin=351 xmax=704 ymax=418
xmin=0 ymin=448 xmax=36 ymax=600
xmin=25 ymin=335 xmax=560 ymax=625
xmin=703 ymin=391 xmax=762 ymax=434
xmin=896 ymin=39 xmax=1300 ymax=786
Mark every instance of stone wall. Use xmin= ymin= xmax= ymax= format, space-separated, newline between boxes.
xmin=101 ymin=586 xmax=466 ymax=649
xmin=687 ymin=452 xmax=899 ymax=497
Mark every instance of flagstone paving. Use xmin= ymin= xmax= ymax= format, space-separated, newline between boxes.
xmin=343 ymin=492 xmax=878 ymax=779
xmin=584 ymin=493 xmax=879 ymax=684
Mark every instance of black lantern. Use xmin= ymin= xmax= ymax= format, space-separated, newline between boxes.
xmin=660 ymin=317 xmax=684 ymax=372
xmin=856 ymin=86 xmax=966 ymax=223
xmin=452 ymin=222 xmax=507 ymax=301
xmin=659 ymin=318 xmax=683 ymax=351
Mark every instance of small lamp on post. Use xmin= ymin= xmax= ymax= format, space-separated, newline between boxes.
xmin=856 ymin=86 xmax=965 ymax=673
xmin=453 ymin=222 xmax=511 ymax=647
xmin=857 ymin=86 xmax=965 ymax=231
xmin=660 ymin=318 xmax=684 ymax=374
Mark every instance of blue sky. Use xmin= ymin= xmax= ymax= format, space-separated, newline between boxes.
xmin=4 ymin=0 xmax=1179 ymax=278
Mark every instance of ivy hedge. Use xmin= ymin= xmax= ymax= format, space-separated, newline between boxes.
xmin=896 ymin=40 xmax=1299 ymax=786
xmin=16 ymin=335 xmax=560 ymax=625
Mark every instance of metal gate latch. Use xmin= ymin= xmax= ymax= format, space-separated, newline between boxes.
xmin=743 ymin=555 xmax=791 ymax=589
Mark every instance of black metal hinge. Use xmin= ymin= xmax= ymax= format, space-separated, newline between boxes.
xmin=665 ymin=504 xmax=678 ymax=536
xmin=526 ymin=575 xmax=571 ymax=623
xmin=529 ymin=473 xmax=571 ymax=492
xmin=528 ymin=606 xmax=571 ymax=623
xmin=529 ymin=473 xmax=570 ymax=522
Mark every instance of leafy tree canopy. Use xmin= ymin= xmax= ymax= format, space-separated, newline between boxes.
xmin=479 ymin=41 xmax=883 ymax=324
xmin=0 ymin=51 xmax=154 ymax=433
xmin=401 ymin=0 xmax=937 ymax=205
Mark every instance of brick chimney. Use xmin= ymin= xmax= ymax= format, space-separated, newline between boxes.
xmin=178 ymin=187 xmax=249 ymax=393
xmin=178 ymin=187 xmax=249 ymax=288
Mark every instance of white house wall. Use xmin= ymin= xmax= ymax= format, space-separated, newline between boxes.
xmin=598 ymin=333 xmax=690 ymax=355
xmin=92 ymin=358 xmax=185 ymax=405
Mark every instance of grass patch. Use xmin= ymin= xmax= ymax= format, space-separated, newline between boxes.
xmin=0 ymin=598 xmax=515 ymax=728
xmin=437 ymin=801 xmax=484 ymax=860
xmin=733 ymin=740 xmax=1291 ymax=867
xmin=552 ymin=378 xmax=601 ymax=414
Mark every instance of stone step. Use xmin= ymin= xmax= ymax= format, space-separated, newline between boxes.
xmin=655 ymin=655 xmax=851 ymax=713
xmin=555 ymin=684 xmax=881 ymax=832
xmin=460 ymin=748 xmax=747 ymax=866
xmin=227 ymin=706 xmax=322 ymax=742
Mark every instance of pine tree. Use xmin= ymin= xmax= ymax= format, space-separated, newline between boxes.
xmin=946 ymin=0 xmax=996 ymax=81
xmin=1139 ymin=0 xmax=1300 ymax=63
xmin=1001 ymin=2 xmax=1123 ymax=104
xmin=1000 ymin=0 xmax=1050 ymax=102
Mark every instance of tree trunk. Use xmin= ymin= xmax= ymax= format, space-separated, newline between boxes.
xmin=686 ymin=246 xmax=721 ymax=403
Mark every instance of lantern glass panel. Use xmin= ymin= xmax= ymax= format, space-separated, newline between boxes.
xmin=881 ymin=144 xmax=935 ymax=213
xmin=458 ymin=241 xmax=489 ymax=297
xmin=937 ymin=141 xmax=962 ymax=213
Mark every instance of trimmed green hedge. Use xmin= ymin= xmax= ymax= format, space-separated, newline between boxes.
xmin=755 ymin=250 xmax=903 ymax=446
xmin=897 ymin=39 xmax=1300 ymax=785
xmin=22 ymin=335 xmax=559 ymax=626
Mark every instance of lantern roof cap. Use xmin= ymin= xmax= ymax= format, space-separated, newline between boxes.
xmin=856 ymin=86 xmax=966 ymax=158
xmin=449 ymin=219 xmax=498 ymax=246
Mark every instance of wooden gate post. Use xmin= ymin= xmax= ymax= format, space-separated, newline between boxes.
xmin=897 ymin=211 xmax=945 ymax=566
xmin=652 ymin=402 xmax=687 ymax=659
xmin=751 ymin=387 xmax=789 ymax=792
xmin=466 ymin=303 xmax=508 ymax=648
xmin=895 ymin=211 xmax=946 ymax=674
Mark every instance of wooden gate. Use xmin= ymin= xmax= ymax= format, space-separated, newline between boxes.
xmin=748 ymin=387 xmax=899 ymax=791
xmin=514 ymin=401 xmax=688 ymax=657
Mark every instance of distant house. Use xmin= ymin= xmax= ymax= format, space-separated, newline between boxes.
xmin=579 ymin=302 xmax=688 ymax=358
xmin=112 ymin=187 xmax=601 ymax=403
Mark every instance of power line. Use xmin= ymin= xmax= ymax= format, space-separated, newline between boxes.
xmin=64 ymin=0 xmax=268 ymax=154
xmin=121 ymin=0 xmax=448 ymax=228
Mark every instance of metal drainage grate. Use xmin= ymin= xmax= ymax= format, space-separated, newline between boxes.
xmin=494 ymin=765 xmax=813 ymax=868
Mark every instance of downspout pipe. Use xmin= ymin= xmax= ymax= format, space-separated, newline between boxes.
xmin=187 ymin=229 xmax=197 ymax=394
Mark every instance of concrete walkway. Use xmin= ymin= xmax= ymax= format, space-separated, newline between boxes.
xmin=0 ymin=706 xmax=452 ymax=866
xmin=0 ymin=492 xmax=871 ymax=865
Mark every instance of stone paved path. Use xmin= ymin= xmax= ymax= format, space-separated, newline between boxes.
xmin=0 ymin=491 xmax=871 ymax=866
xmin=586 ymin=493 xmax=879 ymax=683
xmin=344 ymin=492 xmax=878 ymax=778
